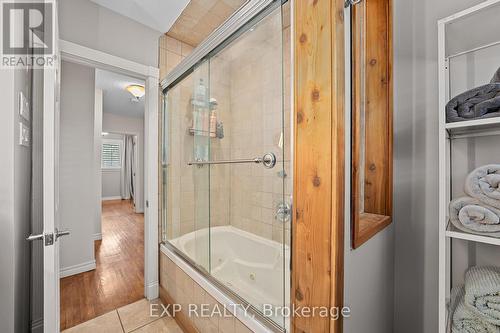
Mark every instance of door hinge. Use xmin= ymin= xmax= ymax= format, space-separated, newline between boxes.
xmin=146 ymin=200 xmax=149 ymax=208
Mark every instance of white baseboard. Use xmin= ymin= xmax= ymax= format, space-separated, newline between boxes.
xmin=93 ymin=233 xmax=102 ymax=241
xmin=145 ymin=281 xmax=159 ymax=300
xmin=60 ymin=260 xmax=96 ymax=278
xmin=102 ymin=196 xmax=122 ymax=201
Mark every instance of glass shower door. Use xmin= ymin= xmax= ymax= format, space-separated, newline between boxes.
xmin=191 ymin=61 xmax=211 ymax=272
xmin=207 ymin=4 xmax=289 ymax=328
xmin=161 ymin=2 xmax=290 ymax=330
xmin=163 ymin=60 xmax=211 ymax=272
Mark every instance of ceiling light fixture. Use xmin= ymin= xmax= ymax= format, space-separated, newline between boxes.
xmin=126 ymin=84 xmax=145 ymax=101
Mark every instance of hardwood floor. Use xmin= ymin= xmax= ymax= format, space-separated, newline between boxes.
xmin=60 ymin=200 xmax=144 ymax=330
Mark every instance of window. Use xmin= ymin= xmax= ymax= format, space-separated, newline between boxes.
xmin=101 ymin=139 xmax=122 ymax=169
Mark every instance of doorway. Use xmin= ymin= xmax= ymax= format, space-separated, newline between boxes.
xmin=32 ymin=40 xmax=160 ymax=332
xmin=58 ymin=66 xmax=147 ymax=330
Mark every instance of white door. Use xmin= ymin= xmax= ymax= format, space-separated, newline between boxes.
xmin=43 ymin=8 xmax=65 ymax=329
xmin=27 ymin=2 xmax=66 ymax=331
xmin=42 ymin=54 xmax=62 ymax=331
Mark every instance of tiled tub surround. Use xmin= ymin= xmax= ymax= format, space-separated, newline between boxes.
xmin=160 ymin=246 xmax=283 ymax=333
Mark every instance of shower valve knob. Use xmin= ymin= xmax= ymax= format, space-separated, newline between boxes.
xmin=262 ymin=153 xmax=276 ymax=169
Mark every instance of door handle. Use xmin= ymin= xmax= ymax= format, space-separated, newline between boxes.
xmin=26 ymin=234 xmax=44 ymax=242
xmin=26 ymin=228 xmax=70 ymax=246
xmin=26 ymin=232 xmax=53 ymax=246
xmin=55 ymin=228 xmax=70 ymax=241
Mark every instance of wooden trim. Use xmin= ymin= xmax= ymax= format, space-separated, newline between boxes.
xmin=159 ymin=286 xmax=198 ymax=333
xmin=292 ymin=0 xmax=345 ymax=332
xmin=330 ymin=1 xmax=345 ymax=332
xmin=351 ymin=0 xmax=393 ymax=249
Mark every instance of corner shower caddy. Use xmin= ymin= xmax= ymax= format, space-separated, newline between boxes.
xmin=438 ymin=1 xmax=500 ymax=332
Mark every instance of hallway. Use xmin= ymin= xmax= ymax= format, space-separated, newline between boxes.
xmin=60 ymin=200 xmax=144 ymax=330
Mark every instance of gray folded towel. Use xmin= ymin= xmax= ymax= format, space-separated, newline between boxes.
xmin=465 ymin=266 xmax=500 ymax=327
xmin=449 ymin=197 xmax=500 ymax=237
xmin=492 ymin=67 xmax=500 ymax=84
xmin=465 ymin=165 xmax=500 ymax=210
xmin=450 ymin=285 xmax=499 ymax=333
xmin=446 ymin=83 xmax=500 ymax=123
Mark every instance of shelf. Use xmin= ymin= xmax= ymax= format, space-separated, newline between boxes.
xmin=446 ymin=221 xmax=500 ymax=246
xmin=446 ymin=117 xmax=500 ymax=138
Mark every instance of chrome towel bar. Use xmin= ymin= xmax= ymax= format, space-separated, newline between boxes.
xmin=188 ymin=153 xmax=276 ymax=169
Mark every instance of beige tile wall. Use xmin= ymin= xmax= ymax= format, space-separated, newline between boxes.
xmin=167 ymin=0 xmax=247 ymax=47
xmin=160 ymin=253 xmax=253 ymax=333
xmin=162 ymin=5 xmax=291 ymax=243
xmin=216 ymin=6 xmax=292 ymax=244
xmin=160 ymin=34 xmax=194 ymax=240
xmin=159 ymin=34 xmax=194 ymax=80
xmin=162 ymin=34 xmax=233 ymax=240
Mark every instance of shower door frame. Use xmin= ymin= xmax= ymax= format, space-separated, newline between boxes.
xmin=160 ymin=0 xmax=347 ymax=332
xmin=161 ymin=1 xmax=291 ymax=332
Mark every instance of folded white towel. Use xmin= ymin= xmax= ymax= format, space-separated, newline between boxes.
xmin=451 ymin=285 xmax=499 ymax=333
xmin=449 ymin=197 xmax=500 ymax=236
xmin=465 ymin=165 xmax=500 ymax=209
xmin=465 ymin=266 xmax=500 ymax=326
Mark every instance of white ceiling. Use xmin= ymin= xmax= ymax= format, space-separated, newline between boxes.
xmin=90 ymin=0 xmax=190 ymax=33
xmin=95 ymin=69 xmax=145 ymax=118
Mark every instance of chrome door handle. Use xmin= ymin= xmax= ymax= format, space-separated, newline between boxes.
xmin=26 ymin=234 xmax=44 ymax=242
xmin=27 ymin=229 xmax=70 ymax=245
xmin=55 ymin=228 xmax=70 ymax=241
xmin=27 ymin=232 xmax=53 ymax=246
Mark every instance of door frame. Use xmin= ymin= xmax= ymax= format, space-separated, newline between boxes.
xmin=58 ymin=40 xmax=160 ymax=300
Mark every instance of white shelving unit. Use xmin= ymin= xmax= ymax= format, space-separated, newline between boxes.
xmin=438 ymin=1 xmax=500 ymax=332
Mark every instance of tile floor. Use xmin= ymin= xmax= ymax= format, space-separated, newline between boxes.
xmin=63 ymin=298 xmax=183 ymax=333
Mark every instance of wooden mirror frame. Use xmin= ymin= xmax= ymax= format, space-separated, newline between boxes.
xmin=351 ymin=0 xmax=393 ymax=249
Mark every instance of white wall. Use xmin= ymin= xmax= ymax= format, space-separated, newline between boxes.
xmin=58 ymin=0 xmax=161 ymax=67
xmin=392 ymin=0 xmax=485 ymax=332
xmin=342 ymin=8 xmax=395 ymax=332
xmin=0 ymin=68 xmax=33 ymax=333
xmin=59 ymin=61 xmax=97 ymax=275
xmin=102 ymin=169 xmax=121 ymax=198
xmin=101 ymin=133 xmax=124 ymax=199
xmin=102 ymin=112 xmax=145 ymax=212
xmin=94 ymin=88 xmax=103 ymax=239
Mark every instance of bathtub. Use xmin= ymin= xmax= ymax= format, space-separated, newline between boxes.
xmin=162 ymin=225 xmax=290 ymax=332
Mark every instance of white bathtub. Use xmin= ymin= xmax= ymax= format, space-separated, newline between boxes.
xmin=164 ymin=225 xmax=290 ymax=332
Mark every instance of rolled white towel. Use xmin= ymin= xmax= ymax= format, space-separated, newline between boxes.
xmin=449 ymin=197 xmax=500 ymax=236
xmin=465 ymin=165 xmax=500 ymax=209
xmin=465 ymin=266 xmax=500 ymax=326
xmin=450 ymin=285 xmax=499 ymax=333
